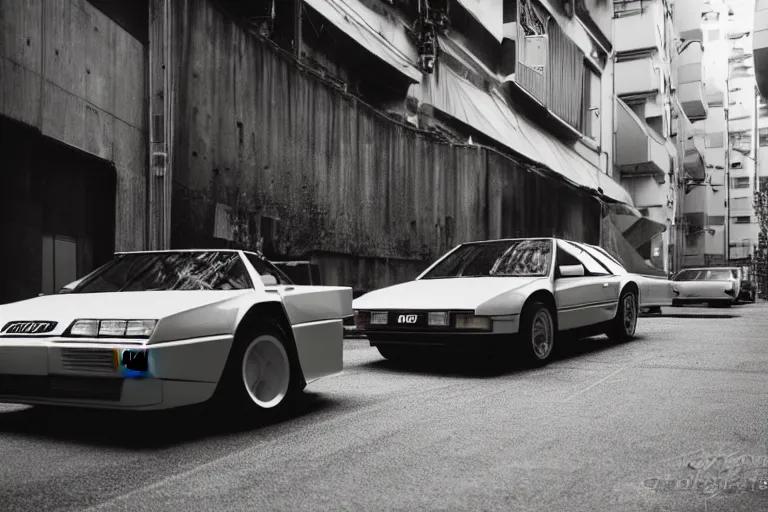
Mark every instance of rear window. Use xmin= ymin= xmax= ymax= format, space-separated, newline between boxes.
xmin=675 ymin=269 xmax=736 ymax=281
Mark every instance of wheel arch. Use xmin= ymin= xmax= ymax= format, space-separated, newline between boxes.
xmin=233 ymin=301 xmax=307 ymax=388
xmin=621 ymin=280 xmax=640 ymax=300
xmin=521 ymin=290 xmax=558 ymax=327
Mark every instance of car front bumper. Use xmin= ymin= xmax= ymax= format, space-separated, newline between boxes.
xmin=0 ymin=334 xmax=233 ymax=410
xmin=365 ymin=331 xmax=515 ymax=350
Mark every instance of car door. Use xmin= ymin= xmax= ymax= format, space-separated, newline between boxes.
xmin=554 ymin=241 xmax=618 ymax=330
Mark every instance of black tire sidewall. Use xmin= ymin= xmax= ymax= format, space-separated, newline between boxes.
xmin=521 ymin=301 xmax=556 ymax=364
xmin=612 ymin=290 xmax=638 ymax=340
xmin=213 ymin=320 xmax=300 ymax=417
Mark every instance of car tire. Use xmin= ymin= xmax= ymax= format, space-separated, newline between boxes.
xmin=212 ymin=319 xmax=301 ymax=420
xmin=519 ymin=301 xmax=557 ymax=367
xmin=377 ymin=345 xmax=406 ymax=361
xmin=606 ymin=288 xmax=638 ymax=342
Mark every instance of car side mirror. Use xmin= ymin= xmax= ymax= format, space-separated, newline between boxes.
xmin=559 ymin=264 xmax=585 ymax=277
xmin=261 ymin=274 xmax=278 ymax=286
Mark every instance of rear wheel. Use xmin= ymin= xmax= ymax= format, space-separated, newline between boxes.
xmin=519 ymin=301 xmax=556 ymax=366
xmin=212 ymin=320 xmax=301 ymax=419
xmin=607 ymin=289 xmax=638 ymax=342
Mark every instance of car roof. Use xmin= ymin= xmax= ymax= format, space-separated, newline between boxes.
xmin=461 ymin=237 xmax=556 ymax=245
xmin=115 ymin=249 xmax=241 ymax=254
xmin=679 ymin=267 xmax=737 ymax=271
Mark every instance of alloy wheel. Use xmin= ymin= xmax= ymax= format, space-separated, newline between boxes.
xmin=241 ymin=334 xmax=291 ymax=409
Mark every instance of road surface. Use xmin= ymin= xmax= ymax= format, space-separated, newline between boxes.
xmin=1 ymin=303 xmax=768 ymax=511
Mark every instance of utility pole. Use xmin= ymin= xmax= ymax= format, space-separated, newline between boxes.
xmin=148 ymin=0 xmax=174 ymax=250
xmin=294 ymin=0 xmax=302 ymax=57
xmin=725 ymin=72 xmax=731 ymax=265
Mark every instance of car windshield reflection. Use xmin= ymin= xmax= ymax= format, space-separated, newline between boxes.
xmin=67 ymin=251 xmax=253 ymax=293
xmin=421 ymin=239 xmax=553 ymax=279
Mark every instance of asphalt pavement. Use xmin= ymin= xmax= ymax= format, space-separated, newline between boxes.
xmin=1 ymin=303 xmax=768 ymax=511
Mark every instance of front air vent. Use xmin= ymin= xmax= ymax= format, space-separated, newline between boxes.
xmin=61 ymin=348 xmax=116 ymax=373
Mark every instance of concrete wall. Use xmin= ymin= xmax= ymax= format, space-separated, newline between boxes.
xmin=169 ymin=0 xmax=602 ymax=290
xmin=0 ymin=0 xmax=147 ymax=251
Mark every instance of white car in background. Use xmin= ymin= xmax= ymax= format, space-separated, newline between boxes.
xmin=354 ymin=237 xmax=661 ymax=366
xmin=0 ymin=249 xmax=352 ymax=416
xmin=671 ymin=267 xmax=739 ymax=307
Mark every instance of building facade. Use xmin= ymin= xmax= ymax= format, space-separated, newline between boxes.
xmin=2 ymin=0 xmax=662 ymax=304
xmin=612 ymin=0 xmax=705 ymax=275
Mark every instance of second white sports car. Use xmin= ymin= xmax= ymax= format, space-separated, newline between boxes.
xmin=354 ymin=237 xmax=658 ymax=365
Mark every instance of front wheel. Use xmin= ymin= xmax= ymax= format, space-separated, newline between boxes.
xmin=607 ymin=289 xmax=638 ymax=342
xmin=212 ymin=320 xmax=301 ymax=419
xmin=520 ymin=301 xmax=557 ymax=366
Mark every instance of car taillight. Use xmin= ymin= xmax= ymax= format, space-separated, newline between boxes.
xmin=354 ymin=311 xmax=371 ymax=330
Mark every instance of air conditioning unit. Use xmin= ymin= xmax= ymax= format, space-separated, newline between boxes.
xmin=520 ymin=35 xmax=547 ymax=72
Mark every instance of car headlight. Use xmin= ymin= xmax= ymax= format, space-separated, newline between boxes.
xmin=66 ymin=319 xmax=157 ymax=339
xmin=454 ymin=314 xmax=491 ymax=331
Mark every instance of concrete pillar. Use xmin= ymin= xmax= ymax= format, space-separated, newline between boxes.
xmin=147 ymin=0 xmax=174 ymax=249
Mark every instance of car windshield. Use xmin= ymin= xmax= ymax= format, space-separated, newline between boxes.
xmin=421 ymin=239 xmax=553 ymax=279
xmin=675 ymin=269 xmax=736 ymax=281
xmin=69 ymin=251 xmax=253 ymax=293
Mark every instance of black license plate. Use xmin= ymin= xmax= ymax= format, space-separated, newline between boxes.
xmin=387 ymin=312 xmax=427 ymax=327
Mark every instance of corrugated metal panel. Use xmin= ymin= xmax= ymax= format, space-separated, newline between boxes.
xmin=547 ymin=20 xmax=584 ymax=130
xmin=169 ymin=0 xmax=602 ymax=288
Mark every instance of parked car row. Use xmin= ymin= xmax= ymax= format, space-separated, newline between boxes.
xmin=0 ymin=238 xmax=758 ymax=419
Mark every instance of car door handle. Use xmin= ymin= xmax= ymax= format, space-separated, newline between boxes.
xmin=602 ymin=283 xmax=610 ymax=288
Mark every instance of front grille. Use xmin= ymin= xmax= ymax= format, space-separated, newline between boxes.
xmin=0 ymin=375 xmax=123 ymax=401
xmin=61 ymin=348 xmax=116 ymax=373
xmin=366 ymin=310 xmax=471 ymax=331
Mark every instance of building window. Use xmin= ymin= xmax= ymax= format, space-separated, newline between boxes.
xmin=731 ymin=197 xmax=751 ymax=209
xmin=734 ymin=216 xmax=752 ymax=224
xmin=759 ymin=127 xmax=768 ymax=146
xmin=731 ymin=177 xmax=750 ymax=189
xmin=582 ymin=65 xmax=601 ymax=143
xmin=706 ymin=132 xmax=724 ymax=148
xmin=708 ymin=216 xmax=725 ymax=225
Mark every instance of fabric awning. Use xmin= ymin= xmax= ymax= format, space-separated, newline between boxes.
xmin=409 ymin=65 xmax=634 ymax=205
xmin=303 ymin=0 xmax=422 ymax=83
xmin=454 ymin=0 xmax=504 ymax=42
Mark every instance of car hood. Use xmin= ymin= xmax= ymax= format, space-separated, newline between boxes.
xmin=0 ymin=290 xmax=250 ymax=335
xmin=353 ymin=276 xmax=543 ymax=311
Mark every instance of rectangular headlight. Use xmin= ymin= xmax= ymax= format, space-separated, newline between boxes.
xmin=126 ymin=320 xmax=156 ymax=337
xmin=70 ymin=320 xmax=99 ymax=337
xmin=428 ymin=312 xmax=449 ymax=326
xmin=454 ymin=314 xmax=491 ymax=331
xmin=99 ymin=320 xmax=127 ymax=336
xmin=370 ymin=312 xmax=388 ymax=325
xmin=67 ymin=319 xmax=157 ymax=339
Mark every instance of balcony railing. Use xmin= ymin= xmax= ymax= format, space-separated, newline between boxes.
xmin=677 ymin=45 xmax=708 ymax=120
xmin=615 ymin=98 xmax=671 ymax=177
xmin=513 ymin=6 xmax=586 ymax=131
xmin=613 ymin=3 xmax=662 ymax=55
xmin=674 ymin=0 xmax=703 ymax=41
xmin=615 ymin=57 xmax=659 ymax=98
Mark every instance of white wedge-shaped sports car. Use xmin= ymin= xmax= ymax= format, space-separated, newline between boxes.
xmin=354 ymin=238 xmax=653 ymax=365
xmin=0 ymin=249 xmax=352 ymax=414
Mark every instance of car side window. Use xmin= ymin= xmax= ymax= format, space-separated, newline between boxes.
xmin=555 ymin=243 xmax=583 ymax=277
xmin=243 ymin=253 xmax=293 ymax=285
xmin=560 ymin=241 xmax=610 ymax=276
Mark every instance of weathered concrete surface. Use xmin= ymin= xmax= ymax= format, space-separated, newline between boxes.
xmin=0 ymin=0 xmax=147 ymax=251
xmin=170 ymin=0 xmax=603 ymax=290
xmin=1 ymin=303 xmax=767 ymax=511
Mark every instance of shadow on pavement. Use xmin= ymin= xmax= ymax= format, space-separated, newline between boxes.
xmin=0 ymin=391 xmax=341 ymax=449
xmin=364 ymin=334 xmax=642 ymax=377
xmin=655 ymin=313 xmax=739 ymax=319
